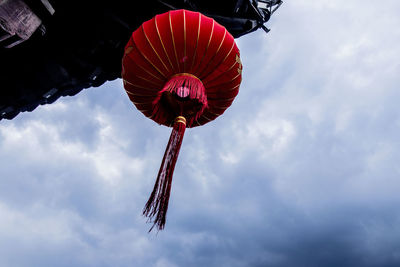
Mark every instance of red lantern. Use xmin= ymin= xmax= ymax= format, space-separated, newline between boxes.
xmin=122 ymin=9 xmax=242 ymax=231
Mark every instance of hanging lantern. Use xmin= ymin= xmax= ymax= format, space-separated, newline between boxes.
xmin=122 ymin=9 xmax=242 ymax=231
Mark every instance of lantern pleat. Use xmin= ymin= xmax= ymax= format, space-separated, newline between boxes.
xmin=151 ymin=74 xmax=207 ymax=126
xmin=155 ymin=13 xmax=180 ymax=72
xmin=184 ymin=12 xmax=201 ymax=73
xmin=142 ymin=22 xmax=173 ymax=76
xmin=199 ymin=39 xmax=235 ymax=81
xmin=194 ymin=26 xmax=227 ymax=78
xmin=201 ymin=46 xmax=237 ymax=84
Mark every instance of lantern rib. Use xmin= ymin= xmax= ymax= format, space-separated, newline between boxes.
xmin=136 ymin=75 xmax=162 ymax=86
xmin=202 ymin=42 xmax=236 ymax=85
xmin=123 ymin=78 xmax=160 ymax=90
xmin=190 ymin=13 xmax=201 ymax=72
xmin=198 ymin=28 xmax=227 ymax=79
xmin=204 ymin=109 xmax=221 ymax=117
xmin=124 ymin=48 xmax=165 ymax=83
xmin=206 ymin=96 xmax=237 ymax=104
xmin=124 ymin=69 xmax=163 ymax=86
xmin=130 ymin=37 xmax=168 ymax=79
xmin=183 ymin=10 xmax=186 ymax=72
xmin=193 ymin=19 xmax=215 ymax=75
xmin=155 ymin=16 xmax=175 ymax=72
xmin=141 ymin=25 xmax=170 ymax=76
xmin=210 ymin=105 xmax=231 ymax=110
xmin=169 ymin=11 xmax=180 ymax=72
xmin=207 ymin=83 xmax=240 ymax=96
xmin=205 ymin=72 xmax=241 ymax=90
xmin=208 ymin=95 xmax=236 ymax=102
xmin=126 ymin=91 xmax=156 ymax=97
xmin=228 ymin=83 xmax=241 ymax=91
xmin=136 ymin=107 xmax=154 ymax=118
xmin=130 ymin=100 xmax=154 ymax=105
xmin=205 ymin=100 xmax=237 ymax=110
xmin=124 ymin=50 xmax=164 ymax=83
xmin=125 ymin=89 xmax=158 ymax=97
xmin=200 ymin=114 xmax=213 ymax=122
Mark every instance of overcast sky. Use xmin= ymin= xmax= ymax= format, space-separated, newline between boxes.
xmin=1 ymin=1 xmax=400 ymax=266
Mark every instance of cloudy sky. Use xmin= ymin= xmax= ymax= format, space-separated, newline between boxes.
xmin=1 ymin=1 xmax=400 ymax=266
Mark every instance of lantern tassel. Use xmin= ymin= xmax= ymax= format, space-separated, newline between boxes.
xmin=143 ymin=116 xmax=187 ymax=231
xmin=151 ymin=73 xmax=207 ymax=127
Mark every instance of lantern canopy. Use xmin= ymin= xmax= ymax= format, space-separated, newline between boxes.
xmin=122 ymin=9 xmax=242 ymax=231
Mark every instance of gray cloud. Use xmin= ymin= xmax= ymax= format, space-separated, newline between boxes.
xmin=1 ymin=1 xmax=400 ymax=266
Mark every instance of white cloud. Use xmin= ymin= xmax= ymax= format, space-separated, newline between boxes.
xmin=1 ymin=1 xmax=400 ymax=266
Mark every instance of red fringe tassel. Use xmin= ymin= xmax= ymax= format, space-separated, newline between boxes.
xmin=152 ymin=73 xmax=208 ymax=127
xmin=143 ymin=116 xmax=187 ymax=231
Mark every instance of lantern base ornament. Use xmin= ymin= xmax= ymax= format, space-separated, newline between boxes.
xmin=152 ymin=73 xmax=208 ymax=127
xmin=143 ymin=116 xmax=186 ymax=231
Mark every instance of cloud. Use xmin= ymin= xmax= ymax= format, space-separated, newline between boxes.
xmin=1 ymin=1 xmax=400 ymax=266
